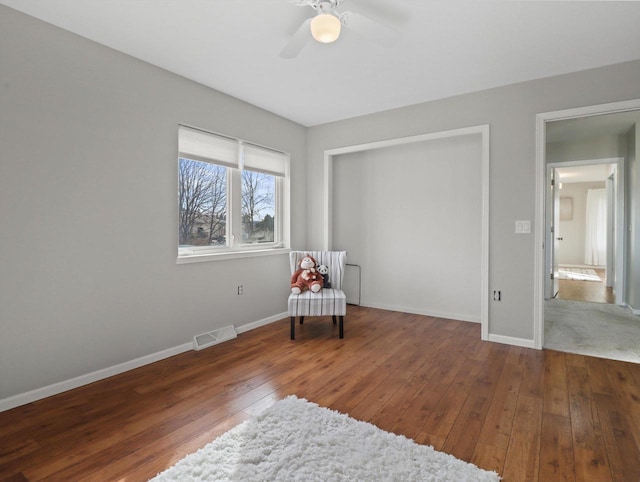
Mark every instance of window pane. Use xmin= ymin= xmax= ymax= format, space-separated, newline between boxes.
xmin=241 ymin=170 xmax=276 ymax=244
xmin=178 ymin=157 xmax=227 ymax=247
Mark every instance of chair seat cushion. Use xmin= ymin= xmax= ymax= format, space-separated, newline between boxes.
xmin=288 ymin=289 xmax=347 ymax=317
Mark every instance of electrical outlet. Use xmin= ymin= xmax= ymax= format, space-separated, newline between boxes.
xmin=237 ymin=285 xmax=243 ymax=295
xmin=493 ymin=290 xmax=501 ymax=301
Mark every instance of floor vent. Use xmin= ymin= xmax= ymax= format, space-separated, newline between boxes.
xmin=193 ymin=325 xmax=237 ymax=351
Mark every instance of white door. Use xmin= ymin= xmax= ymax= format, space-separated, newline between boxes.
xmin=552 ymin=169 xmax=561 ymax=298
xmin=606 ymin=173 xmax=615 ymax=288
xmin=545 ymin=168 xmax=560 ymax=299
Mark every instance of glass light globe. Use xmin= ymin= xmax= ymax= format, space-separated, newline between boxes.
xmin=310 ymin=13 xmax=341 ymax=43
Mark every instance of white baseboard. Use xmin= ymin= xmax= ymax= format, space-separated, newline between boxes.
xmin=0 ymin=312 xmax=287 ymax=413
xmin=487 ymin=333 xmax=536 ymax=349
xmin=359 ymin=303 xmax=538 ymax=350
xmin=360 ymin=301 xmax=480 ymax=324
xmin=624 ymin=303 xmax=640 ymax=316
xmin=0 ymin=342 xmax=192 ymax=413
xmin=235 ymin=311 xmax=287 ymax=334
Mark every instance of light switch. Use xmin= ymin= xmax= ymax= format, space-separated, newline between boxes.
xmin=515 ymin=220 xmax=531 ymax=234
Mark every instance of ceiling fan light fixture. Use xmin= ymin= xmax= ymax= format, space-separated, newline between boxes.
xmin=310 ymin=13 xmax=341 ymax=43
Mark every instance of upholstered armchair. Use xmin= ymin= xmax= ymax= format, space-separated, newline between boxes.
xmin=288 ymin=251 xmax=347 ymax=340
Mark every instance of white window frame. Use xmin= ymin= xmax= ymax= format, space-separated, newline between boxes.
xmin=177 ymin=125 xmax=290 ymax=264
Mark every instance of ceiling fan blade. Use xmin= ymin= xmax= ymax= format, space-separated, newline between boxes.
xmin=342 ymin=11 xmax=400 ymax=47
xmin=280 ymin=18 xmax=312 ymax=59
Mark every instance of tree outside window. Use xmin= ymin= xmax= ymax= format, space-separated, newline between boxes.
xmin=178 ymin=158 xmax=227 ymax=246
xmin=177 ymin=125 xmax=289 ymax=259
xmin=241 ymin=170 xmax=275 ymax=244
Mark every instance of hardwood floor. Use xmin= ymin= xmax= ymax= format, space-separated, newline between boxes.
xmin=1 ymin=306 xmax=639 ymax=481
xmin=557 ymin=268 xmax=615 ymax=304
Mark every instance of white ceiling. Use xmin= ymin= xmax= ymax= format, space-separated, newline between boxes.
xmin=2 ymin=0 xmax=640 ymax=126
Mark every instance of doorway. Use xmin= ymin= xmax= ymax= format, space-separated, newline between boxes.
xmin=533 ymin=99 xmax=640 ymax=358
xmin=547 ymin=161 xmax=621 ymax=305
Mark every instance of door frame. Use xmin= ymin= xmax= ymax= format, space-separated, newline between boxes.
xmin=606 ymin=173 xmax=615 ymax=288
xmin=322 ymin=124 xmax=490 ymax=340
xmin=533 ymin=98 xmax=640 ymax=349
xmin=545 ymin=158 xmax=624 ymax=301
xmin=544 ymin=166 xmax=561 ymax=299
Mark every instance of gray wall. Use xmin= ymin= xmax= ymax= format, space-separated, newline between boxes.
xmin=546 ymin=134 xmax=626 ymax=162
xmin=332 ymin=135 xmax=482 ymax=322
xmin=557 ymin=182 xmax=606 ymax=266
xmin=0 ymin=7 xmax=307 ymax=401
xmin=307 ymin=60 xmax=640 ymax=341
xmin=3 ymin=4 xmax=640 ymax=406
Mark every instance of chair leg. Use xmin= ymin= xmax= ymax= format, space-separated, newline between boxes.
xmin=299 ymin=316 xmax=304 ymax=325
xmin=332 ymin=315 xmax=337 ymax=325
xmin=290 ymin=317 xmax=295 ymax=340
xmin=339 ymin=316 xmax=344 ymax=339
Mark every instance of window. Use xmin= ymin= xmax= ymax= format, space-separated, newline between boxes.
xmin=177 ymin=125 xmax=289 ymax=261
xmin=242 ymin=170 xmax=275 ymax=244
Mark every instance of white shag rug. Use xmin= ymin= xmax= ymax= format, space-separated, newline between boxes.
xmin=151 ymin=396 xmax=500 ymax=481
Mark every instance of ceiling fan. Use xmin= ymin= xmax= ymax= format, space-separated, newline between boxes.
xmin=280 ymin=0 xmax=399 ymax=59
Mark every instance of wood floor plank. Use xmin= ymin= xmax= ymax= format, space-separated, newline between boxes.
xmin=543 ymin=350 xmax=571 ymax=417
xmin=602 ymin=360 xmax=640 ymax=447
xmin=539 ymin=413 xmax=575 ymax=481
xmin=566 ymin=364 xmax=612 ymax=482
xmin=0 ymin=439 xmax=40 ymax=466
xmin=594 ymin=393 xmax=640 ymax=482
xmin=0 ymin=306 xmax=638 ymax=481
xmin=441 ymin=379 xmax=493 ymax=462
xmin=78 ymin=411 xmax=250 ymax=482
xmin=477 ymin=352 xmax=525 ymax=450
xmin=472 ymin=442 xmax=507 ymax=477
xmin=418 ymin=355 xmax=483 ymax=441
xmin=389 ymin=335 xmax=464 ymax=440
xmin=502 ymin=394 xmax=543 ymax=482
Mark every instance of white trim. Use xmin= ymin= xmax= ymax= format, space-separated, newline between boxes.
xmin=625 ymin=304 xmax=640 ymax=316
xmin=235 ymin=311 xmax=287 ymax=334
xmin=0 ymin=342 xmax=192 ymax=413
xmin=547 ymin=158 xmax=623 ymax=168
xmin=323 ymin=150 xmax=332 ymax=251
xmin=534 ymin=114 xmax=546 ymax=349
xmin=0 ymin=312 xmax=287 ymax=412
xmin=480 ymin=125 xmax=490 ymax=341
xmin=322 ymin=125 xmax=490 ymax=341
xmin=177 ymin=247 xmax=290 ymax=264
xmin=546 ymin=157 xmax=625 ymax=303
xmin=361 ymin=302 xmax=480 ymax=324
xmin=487 ymin=334 xmax=536 ymax=349
xmin=534 ymin=98 xmax=640 ymax=350
xmin=323 ymin=125 xmax=486 ymax=157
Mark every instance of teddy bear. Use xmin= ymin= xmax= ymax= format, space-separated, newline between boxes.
xmin=317 ymin=264 xmax=331 ymax=289
xmin=291 ymin=254 xmax=324 ymax=294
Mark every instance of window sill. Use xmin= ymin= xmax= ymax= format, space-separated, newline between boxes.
xmin=176 ymin=247 xmax=290 ymax=264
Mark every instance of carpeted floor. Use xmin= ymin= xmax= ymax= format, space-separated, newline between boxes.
xmin=545 ymin=299 xmax=640 ymax=363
